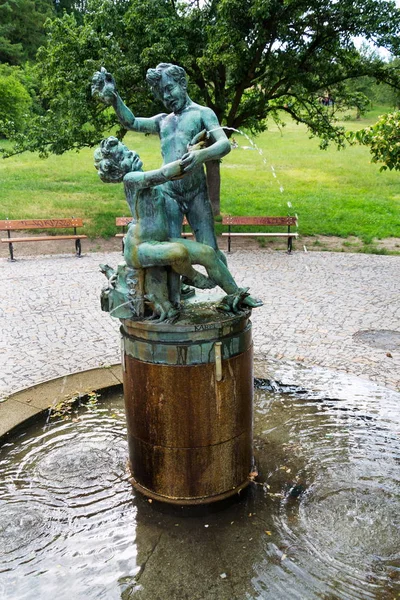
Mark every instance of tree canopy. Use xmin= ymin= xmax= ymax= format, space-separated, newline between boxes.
xmin=0 ymin=0 xmax=55 ymax=64
xmin=2 ymin=0 xmax=400 ymax=158
xmin=0 ymin=72 xmax=31 ymax=129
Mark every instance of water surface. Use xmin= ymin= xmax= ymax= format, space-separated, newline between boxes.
xmin=0 ymin=364 xmax=399 ymax=599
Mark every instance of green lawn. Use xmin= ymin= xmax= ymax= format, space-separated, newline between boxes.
xmin=0 ymin=106 xmax=399 ymax=244
xmin=220 ymin=106 xmax=399 ymax=243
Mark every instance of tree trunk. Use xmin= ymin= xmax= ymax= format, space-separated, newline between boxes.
xmin=206 ymin=159 xmax=221 ymax=216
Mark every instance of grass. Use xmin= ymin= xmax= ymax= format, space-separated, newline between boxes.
xmin=219 ymin=106 xmax=400 ymax=241
xmin=0 ymin=105 xmax=399 ymax=243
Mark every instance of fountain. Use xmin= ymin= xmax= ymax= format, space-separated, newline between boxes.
xmin=0 ymin=62 xmax=399 ymax=599
xmin=90 ymin=64 xmax=265 ymax=504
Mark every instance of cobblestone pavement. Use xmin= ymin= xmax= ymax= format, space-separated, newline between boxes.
xmin=0 ymin=249 xmax=399 ymax=399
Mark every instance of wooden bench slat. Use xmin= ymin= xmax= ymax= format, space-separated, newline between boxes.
xmin=221 ymin=216 xmax=297 ymax=226
xmin=1 ymin=218 xmax=87 ymax=260
xmin=221 ymin=214 xmax=298 ymax=253
xmin=117 ymin=232 xmax=193 ymax=238
xmin=1 ymin=235 xmax=87 ymax=243
xmin=0 ymin=218 xmax=84 ymax=230
xmin=115 ymin=216 xmax=190 ymax=226
xmin=116 ymin=217 xmax=133 ymax=226
xmin=221 ymin=232 xmax=298 ymax=237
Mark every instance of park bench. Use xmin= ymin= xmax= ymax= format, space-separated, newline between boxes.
xmin=0 ymin=218 xmax=87 ymax=261
xmin=115 ymin=216 xmax=193 ymax=251
xmin=221 ymin=215 xmax=298 ymax=253
xmin=115 ymin=217 xmax=132 ymax=251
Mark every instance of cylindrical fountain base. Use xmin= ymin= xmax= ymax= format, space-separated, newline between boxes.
xmin=120 ymin=297 xmax=254 ymax=504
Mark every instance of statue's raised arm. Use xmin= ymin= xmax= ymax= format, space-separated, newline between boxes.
xmin=91 ymin=67 xmax=161 ymax=134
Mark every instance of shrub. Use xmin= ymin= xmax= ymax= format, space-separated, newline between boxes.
xmin=0 ymin=74 xmax=32 ymax=136
xmin=348 ymin=111 xmax=400 ymax=171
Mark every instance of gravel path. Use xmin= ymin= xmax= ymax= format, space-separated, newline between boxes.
xmin=1 ymin=248 xmax=399 ymax=399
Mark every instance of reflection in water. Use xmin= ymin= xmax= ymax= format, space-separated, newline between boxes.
xmin=0 ymin=366 xmax=399 ymax=600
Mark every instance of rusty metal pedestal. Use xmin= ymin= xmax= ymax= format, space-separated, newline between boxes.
xmin=120 ymin=295 xmax=254 ymax=505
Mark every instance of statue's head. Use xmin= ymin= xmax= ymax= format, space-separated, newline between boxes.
xmin=146 ymin=63 xmax=188 ymax=113
xmin=94 ymin=136 xmax=142 ymax=183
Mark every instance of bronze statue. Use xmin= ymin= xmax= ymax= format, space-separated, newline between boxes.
xmin=95 ymin=137 xmax=262 ymax=322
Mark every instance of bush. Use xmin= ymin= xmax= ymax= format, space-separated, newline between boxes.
xmin=0 ymin=74 xmax=32 ymax=136
xmin=347 ymin=110 xmax=400 ymax=171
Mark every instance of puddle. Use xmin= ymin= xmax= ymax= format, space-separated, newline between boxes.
xmin=353 ymin=329 xmax=400 ymax=352
xmin=0 ymin=365 xmax=399 ymax=599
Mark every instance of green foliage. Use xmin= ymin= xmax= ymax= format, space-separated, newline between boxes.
xmin=0 ymin=73 xmax=31 ymax=134
xmin=2 ymin=0 xmax=400 ymax=158
xmin=50 ymin=390 xmax=99 ymax=419
xmin=0 ymin=0 xmax=54 ymax=64
xmin=348 ymin=111 xmax=400 ymax=170
xmin=345 ymin=57 xmax=400 ymax=112
xmin=0 ymin=62 xmax=43 ymax=114
xmin=54 ymin=0 xmax=88 ymax=19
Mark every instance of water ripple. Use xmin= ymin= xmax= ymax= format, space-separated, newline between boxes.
xmin=0 ymin=372 xmax=399 ymax=599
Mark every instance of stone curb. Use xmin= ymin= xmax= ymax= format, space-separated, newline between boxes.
xmin=0 ymin=364 xmax=123 ymax=442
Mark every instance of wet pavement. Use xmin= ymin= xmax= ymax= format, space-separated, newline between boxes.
xmin=0 ymin=247 xmax=399 ymax=399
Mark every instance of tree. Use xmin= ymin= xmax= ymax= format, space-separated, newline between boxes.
xmin=0 ymin=0 xmax=55 ymax=65
xmin=343 ymin=53 xmax=400 ymax=116
xmin=54 ymin=0 xmax=89 ymax=21
xmin=2 ymin=0 xmax=400 ymax=209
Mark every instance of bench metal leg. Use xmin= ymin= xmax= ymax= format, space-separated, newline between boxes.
xmin=8 ymin=242 xmax=15 ymax=261
xmin=122 ymin=226 xmax=126 ymax=255
xmin=75 ymin=238 xmax=82 ymax=257
xmin=287 ymin=226 xmax=293 ymax=254
xmin=7 ymin=231 xmax=15 ymax=261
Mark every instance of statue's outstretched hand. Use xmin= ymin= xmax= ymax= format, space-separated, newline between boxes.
xmin=180 ymin=150 xmax=203 ymax=173
xmin=91 ymin=67 xmax=117 ymax=105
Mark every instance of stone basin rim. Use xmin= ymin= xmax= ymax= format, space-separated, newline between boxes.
xmin=0 ymin=364 xmax=124 ymax=444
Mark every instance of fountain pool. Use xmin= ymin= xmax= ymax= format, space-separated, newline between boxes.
xmin=0 ymin=362 xmax=399 ymax=600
